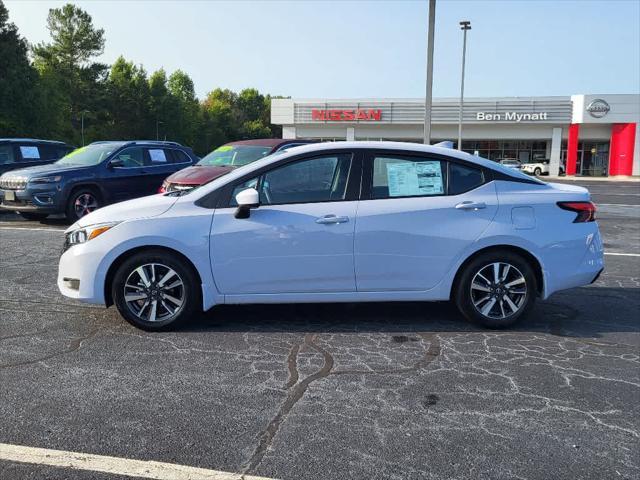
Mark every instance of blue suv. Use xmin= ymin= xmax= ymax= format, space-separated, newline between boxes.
xmin=0 ymin=140 xmax=197 ymax=222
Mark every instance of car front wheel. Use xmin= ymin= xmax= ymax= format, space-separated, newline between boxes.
xmin=455 ymin=251 xmax=536 ymax=328
xmin=112 ymin=250 xmax=201 ymax=331
xmin=534 ymin=167 xmax=542 ymax=176
xmin=66 ymin=188 xmax=101 ymax=222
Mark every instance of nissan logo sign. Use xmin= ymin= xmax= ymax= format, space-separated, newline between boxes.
xmin=586 ymin=99 xmax=610 ymax=118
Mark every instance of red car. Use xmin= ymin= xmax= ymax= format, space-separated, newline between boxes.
xmin=159 ymin=139 xmax=314 ymax=193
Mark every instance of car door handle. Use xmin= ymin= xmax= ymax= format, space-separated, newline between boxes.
xmin=455 ymin=201 xmax=487 ymax=210
xmin=316 ymin=215 xmax=349 ymax=224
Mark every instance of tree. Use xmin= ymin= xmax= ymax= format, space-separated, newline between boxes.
xmin=32 ymin=3 xmax=107 ymax=144
xmin=0 ymin=1 xmax=42 ymax=136
xmin=105 ymin=56 xmax=151 ymax=139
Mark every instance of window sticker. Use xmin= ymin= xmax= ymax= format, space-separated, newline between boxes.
xmin=149 ymin=149 xmax=167 ymax=163
xmin=215 ymin=146 xmax=233 ymax=152
xmin=386 ymin=161 xmax=443 ymax=197
xmin=20 ymin=146 xmax=40 ymax=159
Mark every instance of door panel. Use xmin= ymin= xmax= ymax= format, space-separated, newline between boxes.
xmin=210 ymin=202 xmax=358 ymax=294
xmin=355 ymin=183 xmax=498 ymax=291
xmin=210 ymin=152 xmax=359 ymax=295
xmin=355 ymin=152 xmax=498 ymax=292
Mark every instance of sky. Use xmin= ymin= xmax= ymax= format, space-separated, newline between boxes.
xmin=5 ymin=0 xmax=640 ymax=100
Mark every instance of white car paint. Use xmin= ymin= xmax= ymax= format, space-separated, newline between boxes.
xmin=58 ymin=141 xmax=604 ymax=315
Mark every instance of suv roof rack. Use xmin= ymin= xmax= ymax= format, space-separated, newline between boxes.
xmin=88 ymin=140 xmax=183 ymax=147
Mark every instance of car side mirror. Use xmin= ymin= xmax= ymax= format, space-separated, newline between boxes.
xmin=234 ymin=188 xmax=260 ymax=219
xmin=108 ymin=159 xmax=124 ymax=169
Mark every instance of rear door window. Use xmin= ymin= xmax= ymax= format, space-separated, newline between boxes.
xmin=370 ymin=155 xmax=446 ymax=199
xmin=18 ymin=145 xmax=41 ymax=161
xmin=148 ymin=148 xmax=169 ymax=164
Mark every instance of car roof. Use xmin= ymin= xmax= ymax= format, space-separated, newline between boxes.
xmin=0 ymin=138 xmax=69 ymax=145
xmin=188 ymin=141 xmax=544 ymax=200
xmin=226 ymin=138 xmax=313 ymax=148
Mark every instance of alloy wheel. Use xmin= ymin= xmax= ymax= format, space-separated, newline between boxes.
xmin=470 ymin=262 xmax=527 ymax=319
xmin=74 ymin=193 xmax=99 ymax=218
xmin=123 ymin=263 xmax=185 ymax=323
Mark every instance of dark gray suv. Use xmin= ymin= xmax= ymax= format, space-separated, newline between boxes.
xmin=0 ymin=139 xmax=73 ymax=176
xmin=0 ymin=140 xmax=197 ymax=222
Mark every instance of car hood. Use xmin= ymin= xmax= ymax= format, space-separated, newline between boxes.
xmin=166 ymin=165 xmax=235 ymax=185
xmin=0 ymin=163 xmax=90 ymax=179
xmin=68 ymin=194 xmax=179 ymax=232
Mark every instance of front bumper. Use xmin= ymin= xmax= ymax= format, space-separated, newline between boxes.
xmin=58 ymin=241 xmax=106 ymax=304
xmin=0 ymin=186 xmax=63 ymax=214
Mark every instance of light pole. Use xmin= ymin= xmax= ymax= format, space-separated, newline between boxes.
xmin=156 ymin=119 xmax=164 ymax=141
xmin=457 ymin=20 xmax=471 ymax=151
xmin=423 ymin=0 xmax=436 ymax=144
xmin=80 ymin=110 xmax=89 ymax=146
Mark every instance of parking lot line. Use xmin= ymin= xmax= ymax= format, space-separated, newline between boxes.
xmin=0 ymin=226 xmax=64 ymax=232
xmin=605 ymin=252 xmax=640 ymax=257
xmin=597 ymin=204 xmax=639 ymax=207
xmin=0 ymin=443 xmax=276 ymax=480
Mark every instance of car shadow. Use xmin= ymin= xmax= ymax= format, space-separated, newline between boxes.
xmin=177 ymin=286 xmax=639 ymax=340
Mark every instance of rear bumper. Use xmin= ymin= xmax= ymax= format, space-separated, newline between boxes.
xmin=542 ymin=227 xmax=605 ymax=298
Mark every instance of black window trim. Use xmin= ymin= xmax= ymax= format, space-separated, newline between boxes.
xmin=194 ymin=147 xmax=540 ymax=209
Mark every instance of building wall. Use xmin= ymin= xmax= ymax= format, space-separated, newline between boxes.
xmin=272 ymin=94 xmax=640 ymax=176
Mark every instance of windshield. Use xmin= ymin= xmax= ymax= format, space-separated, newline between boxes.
xmin=197 ymin=145 xmax=273 ymax=167
xmin=57 ymin=144 xmax=119 ymax=166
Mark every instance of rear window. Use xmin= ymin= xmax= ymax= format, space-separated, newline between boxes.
xmin=448 ymin=163 xmax=484 ymax=195
xmin=0 ymin=145 xmax=15 ymax=165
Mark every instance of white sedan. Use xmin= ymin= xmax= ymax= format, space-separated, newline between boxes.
xmin=58 ymin=142 xmax=604 ymax=330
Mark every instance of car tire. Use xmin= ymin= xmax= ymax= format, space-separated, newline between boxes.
xmin=19 ymin=212 xmax=49 ymax=221
xmin=534 ymin=167 xmax=542 ymax=176
xmin=454 ymin=250 xmax=537 ymax=329
xmin=65 ymin=187 xmax=101 ymax=223
xmin=112 ymin=250 xmax=201 ymax=331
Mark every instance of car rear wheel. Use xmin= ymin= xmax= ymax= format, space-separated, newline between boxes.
xmin=20 ymin=212 xmax=48 ymax=221
xmin=66 ymin=188 xmax=100 ymax=223
xmin=112 ymin=250 xmax=201 ymax=331
xmin=534 ymin=167 xmax=542 ymax=176
xmin=455 ymin=251 xmax=536 ymax=328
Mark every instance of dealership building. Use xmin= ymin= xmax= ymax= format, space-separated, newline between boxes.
xmin=271 ymin=94 xmax=640 ymax=177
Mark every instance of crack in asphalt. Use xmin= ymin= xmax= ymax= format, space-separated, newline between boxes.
xmin=242 ymin=333 xmax=334 ymax=476
xmin=0 ymin=324 xmax=102 ymax=369
xmin=243 ymin=331 xmax=442 ymax=476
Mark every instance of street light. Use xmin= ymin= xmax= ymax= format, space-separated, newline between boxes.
xmin=457 ymin=20 xmax=471 ymax=151
xmin=423 ymin=0 xmax=436 ymax=144
xmin=156 ymin=119 xmax=164 ymax=141
xmin=80 ymin=110 xmax=89 ymax=146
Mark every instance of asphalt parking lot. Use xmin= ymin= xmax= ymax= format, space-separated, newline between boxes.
xmin=0 ymin=179 xmax=638 ymax=480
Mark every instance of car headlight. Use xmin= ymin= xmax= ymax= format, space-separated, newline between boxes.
xmin=65 ymin=222 xmax=120 ymax=249
xmin=29 ymin=175 xmax=62 ymax=184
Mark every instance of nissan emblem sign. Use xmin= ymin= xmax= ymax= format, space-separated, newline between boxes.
xmin=586 ymin=99 xmax=610 ymax=118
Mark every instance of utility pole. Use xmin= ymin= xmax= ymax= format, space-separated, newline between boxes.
xmin=423 ymin=0 xmax=436 ymax=144
xmin=458 ymin=20 xmax=471 ymax=150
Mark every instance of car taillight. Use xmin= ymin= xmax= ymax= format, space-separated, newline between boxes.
xmin=557 ymin=201 xmax=596 ymax=223
xmin=158 ymin=186 xmax=165 ymax=193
